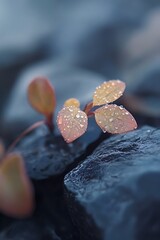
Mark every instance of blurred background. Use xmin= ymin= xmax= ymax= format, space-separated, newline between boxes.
xmin=0 ymin=0 xmax=160 ymax=142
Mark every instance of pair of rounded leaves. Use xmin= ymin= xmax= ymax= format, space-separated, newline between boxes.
xmin=28 ymin=77 xmax=56 ymax=119
xmin=57 ymin=80 xmax=137 ymax=143
xmin=93 ymin=80 xmax=137 ymax=134
xmin=0 ymin=150 xmax=34 ymax=218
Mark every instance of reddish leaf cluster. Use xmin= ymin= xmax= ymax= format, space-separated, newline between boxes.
xmin=27 ymin=78 xmax=137 ymax=143
xmin=57 ymin=80 xmax=137 ymax=142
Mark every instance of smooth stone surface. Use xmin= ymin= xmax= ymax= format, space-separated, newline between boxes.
xmin=0 ymin=0 xmax=55 ymax=67
xmin=1 ymin=59 xmax=105 ymax=143
xmin=64 ymin=126 xmax=160 ymax=240
xmin=14 ymin=125 xmax=86 ymax=180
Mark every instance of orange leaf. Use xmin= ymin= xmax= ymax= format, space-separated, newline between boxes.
xmin=57 ymin=106 xmax=88 ymax=143
xmin=28 ymin=77 xmax=56 ymax=118
xmin=64 ymin=98 xmax=80 ymax=108
xmin=0 ymin=153 xmax=34 ymax=218
xmin=93 ymin=80 xmax=126 ymax=106
xmin=95 ymin=104 xmax=137 ymax=134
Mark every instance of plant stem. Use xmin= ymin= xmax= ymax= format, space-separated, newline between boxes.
xmin=45 ymin=113 xmax=54 ymax=132
xmin=83 ymin=101 xmax=93 ymax=115
xmin=7 ymin=120 xmax=45 ymax=153
xmin=87 ymin=111 xmax=95 ymax=117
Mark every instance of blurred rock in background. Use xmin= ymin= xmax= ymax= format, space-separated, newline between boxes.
xmin=0 ymin=0 xmax=56 ymax=111
xmin=0 ymin=0 xmax=160 ymax=116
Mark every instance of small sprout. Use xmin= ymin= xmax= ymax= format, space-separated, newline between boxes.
xmin=93 ymin=80 xmax=126 ymax=106
xmin=9 ymin=77 xmax=56 ymax=151
xmin=57 ymin=106 xmax=88 ymax=143
xmin=28 ymin=77 xmax=56 ymax=131
xmin=0 ymin=146 xmax=34 ymax=218
xmin=95 ymin=104 xmax=137 ymax=134
xmin=57 ymin=80 xmax=137 ymax=143
xmin=11 ymin=78 xmax=137 ymax=146
xmin=64 ymin=98 xmax=80 ymax=108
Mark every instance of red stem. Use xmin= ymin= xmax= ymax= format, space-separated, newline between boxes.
xmin=7 ymin=120 xmax=45 ymax=153
xmin=45 ymin=113 xmax=54 ymax=132
xmin=87 ymin=111 xmax=95 ymax=117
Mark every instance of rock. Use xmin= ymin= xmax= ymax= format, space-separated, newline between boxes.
xmin=14 ymin=125 xmax=86 ymax=180
xmin=0 ymin=0 xmax=55 ymax=67
xmin=0 ymin=0 xmax=56 ymax=115
xmin=1 ymin=59 xmax=105 ymax=143
xmin=0 ymin=218 xmax=60 ymax=240
xmin=51 ymin=0 xmax=160 ymax=77
xmin=34 ymin=178 xmax=79 ymax=240
xmin=120 ymin=56 xmax=160 ymax=122
xmin=64 ymin=126 xmax=160 ymax=240
xmin=122 ymin=8 xmax=160 ymax=72
xmin=14 ymin=118 xmax=102 ymax=180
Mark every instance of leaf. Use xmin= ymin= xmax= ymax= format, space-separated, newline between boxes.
xmin=57 ymin=106 xmax=88 ymax=143
xmin=93 ymin=80 xmax=126 ymax=106
xmin=28 ymin=77 xmax=56 ymax=118
xmin=95 ymin=104 xmax=137 ymax=134
xmin=64 ymin=98 xmax=80 ymax=108
xmin=0 ymin=153 xmax=34 ymax=218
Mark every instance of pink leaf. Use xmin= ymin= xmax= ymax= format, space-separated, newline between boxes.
xmin=57 ymin=106 xmax=88 ymax=143
xmin=95 ymin=104 xmax=137 ymax=134
xmin=93 ymin=80 xmax=126 ymax=106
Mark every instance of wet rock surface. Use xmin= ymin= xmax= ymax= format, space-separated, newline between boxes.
xmin=14 ymin=126 xmax=85 ymax=180
xmin=0 ymin=218 xmax=61 ymax=240
xmin=13 ymin=115 xmax=102 ymax=180
xmin=64 ymin=126 xmax=160 ymax=240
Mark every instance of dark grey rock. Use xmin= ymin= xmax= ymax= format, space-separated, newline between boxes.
xmin=121 ymin=57 xmax=160 ymax=121
xmin=1 ymin=59 xmax=104 ymax=143
xmin=128 ymin=57 xmax=160 ymax=97
xmin=0 ymin=218 xmax=60 ymax=240
xmin=51 ymin=0 xmax=160 ymax=77
xmin=14 ymin=125 xmax=86 ymax=180
xmin=0 ymin=0 xmax=56 ymax=114
xmin=34 ymin=178 xmax=79 ymax=240
xmin=0 ymin=0 xmax=55 ymax=67
xmin=64 ymin=126 xmax=160 ymax=240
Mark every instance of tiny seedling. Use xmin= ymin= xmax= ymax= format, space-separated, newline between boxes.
xmin=27 ymin=76 xmax=56 ymax=131
xmin=0 ymin=140 xmax=34 ymax=218
xmin=9 ymin=78 xmax=137 ymax=148
xmin=9 ymin=77 xmax=56 ymax=151
xmin=57 ymin=80 xmax=137 ymax=143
